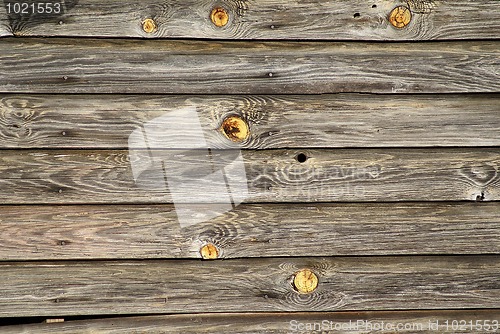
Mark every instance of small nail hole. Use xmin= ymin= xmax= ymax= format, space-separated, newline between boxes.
xmin=353 ymin=12 xmax=361 ymax=18
xmin=476 ymin=193 xmax=485 ymax=201
xmin=372 ymin=4 xmax=377 ymax=8
xmin=296 ymin=153 xmax=307 ymax=163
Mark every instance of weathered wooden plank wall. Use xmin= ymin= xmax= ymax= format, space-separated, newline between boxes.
xmin=0 ymin=149 xmax=498 ymax=203
xmin=1 ymin=256 xmax=499 ymax=317
xmin=4 ymin=310 xmax=500 ymax=334
xmin=3 ymin=0 xmax=500 ymax=40
xmin=1 ymin=203 xmax=499 ymax=260
xmin=1 ymin=39 xmax=498 ymax=94
xmin=0 ymin=0 xmax=499 ymax=330
xmin=1 ymin=94 xmax=499 ymax=149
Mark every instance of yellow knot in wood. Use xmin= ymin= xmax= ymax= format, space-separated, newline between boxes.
xmin=221 ymin=116 xmax=249 ymax=143
xmin=142 ymin=18 xmax=157 ymax=34
xmin=211 ymin=7 xmax=229 ymax=27
xmin=293 ymin=269 xmax=318 ymax=294
xmin=389 ymin=6 xmax=412 ymax=28
xmin=200 ymin=243 xmax=219 ymax=260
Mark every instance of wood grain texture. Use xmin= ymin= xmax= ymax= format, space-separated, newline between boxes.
xmin=0 ymin=5 xmax=12 ymax=37
xmin=3 ymin=310 xmax=500 ymax=333
xmin=0 ymin=203 xmax=498 ymax=260
xmin=1 ymin=39 xmax=498 ymax=94
xmin=1 ymin=94 xmax=499 ymax=149
xmin=2 ymin=0 xmax=499 ymax=40
xmin=0 ymin=256 xmax=499 ymax=317
xmin=0 ymin=148 xmax=499 ymax=204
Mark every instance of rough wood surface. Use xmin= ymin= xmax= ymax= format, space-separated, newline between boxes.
xmin=0 ymin=5 xmax=12 ymax=37
xmin=0 ymin=148 xmax=498 ymax=204
xmin=1 ymin=94 xmax=499 ymax=149
xmin=1 ymin=203 xmax=498 ymax=260
xmin=0 ymin=256 xmax=499 ymax=317
xmin=2 ymin=0 xmax=499 ymax=40
xmin=3 ymin=310 xmax=500 ymax=333
xmin=0 ymin=0 xmax=498 ymax=326
xmin=1 ymin=39 xmax=498 ymax=94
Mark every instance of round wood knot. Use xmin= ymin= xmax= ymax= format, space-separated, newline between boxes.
xmin=293 ymin=269 xmax=318 ymax=293
xmin=200 ymin=243 xmax=219 ymax=260
xmin=142 ymin=18 xmax=157 ymax=34
xmin=389 ymin=6 xmax=412 ymax=28
xmin=211 ymin=7 xmax=229 ymax=27
xmin=221 ymin=116 xmax=249 ymax=142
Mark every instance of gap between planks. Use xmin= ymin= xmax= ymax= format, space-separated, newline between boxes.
xmin=2 ymin=310 xmax=500 ymax=333
xmin=0 ymin=148 xmax=498 ymax=203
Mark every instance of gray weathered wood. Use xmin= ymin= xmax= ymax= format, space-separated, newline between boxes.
xmin=0 ymin=256 xmax=499 ymax=317
xmin=2 ymin=0 xmax=499 ymax=40
xmin=0 ymin=148 xmax=498 ymax=204
xmin=1 ymin=94 xmax=499 ymax=149
xmin=3 ymin=310 xmax=500 ymax=333
xmin=0 ymin=5 xmax=12 ymax=37
xmin=0 ymin=39 xmax=498 ymax=94
xmin=1 ymin=203 xmax=498 ymax=260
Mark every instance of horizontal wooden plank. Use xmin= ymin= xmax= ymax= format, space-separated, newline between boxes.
xmin=3 ymin=310 xmax=500 ymax=333
xmin=0 ymin=39 xmax=498 ymax=94
xmin=1 ymin=94 xmax=499 ymax=149
xmin=0 ymin=203 xmax=499 ymax=260
xmin=1 ymin=148 xmax=498 ymax=204
xmin=0 ymin=256 xmax=499 ymax=317
xmin=2 ymin=0 xmax=499 ymax=40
